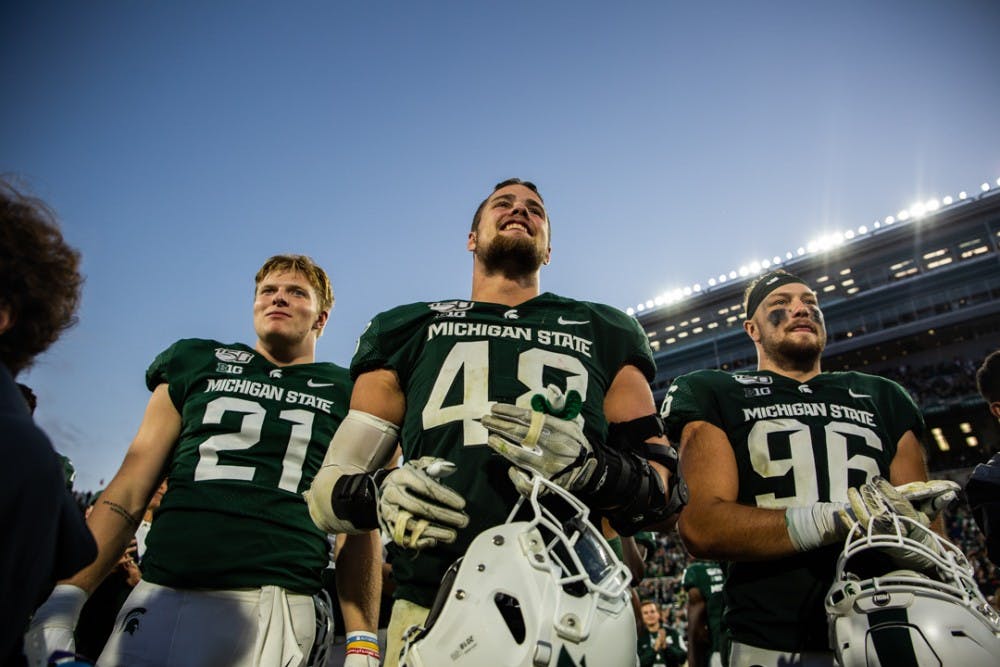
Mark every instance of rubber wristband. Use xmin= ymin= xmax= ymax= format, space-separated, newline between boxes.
xmin=345 ymin=631 xmax=380 ymax=658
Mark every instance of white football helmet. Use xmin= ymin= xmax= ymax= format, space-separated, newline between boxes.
xmin=826 ymin=512 xmax=1000 ymax=666
xmin=399 ymin=475 xmax=637 ymax=667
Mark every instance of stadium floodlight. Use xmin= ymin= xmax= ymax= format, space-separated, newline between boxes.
xmin=728 ymin=270 xmax=737 ymax=279
xmin=749 ymin=260 xmax=761 ymax=273
xmin=996 ymin=177 xmax=1000 ymax=186
xmin=942 ymin=195 xmax=953 ymax=205
xmin=806 ymin=240 xmax=819 ymax=253
xmin=797 ymin=247 xmax=805 ymax=256
xmin=959 ymin=191 xmax=968 ymax=199
xmin=909 ymin=202 xmax=926 ymax=218
xmin=693 ymin=283 xmax=702 ymax=292
xmin=738 ymin=266 xmax=749 ymax=277
xmin=844 ymin=230 xmax=855 ymax=240
xmin=636 ymin=303 xmax=645 ymax=312
xmin=708 ymin=278 xmax=716 ymax=287
xmin=772 ymin=255 xmax=781 ymax=264
xmin=626 ymin=307 xmax=635 ymax=316
xmin=645 ymin=300 xmax=654 ymax=309
xmin=897 ymin=210 xmax=910 ymax=221
xmin=858 ymin=225 xmax=867 ymax=234
xmin=654 ymin=296 xmax=664 ymax=306
xmin=981 ymin=182 xmax=991 ymax=192
xmin=682 ymin=286 xmax=692 ymax=296
xmin=926 ymin=199 xmax=939 ymax=211
xmin=884 ymin=215 xmax=895 ymax=224
xmin=761 ymin=259 xmax=771 ymax=269
xmin=873 ymin=222 xmax=880 ymax=229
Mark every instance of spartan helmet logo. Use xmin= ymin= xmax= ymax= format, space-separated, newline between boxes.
xmin=121 ymin=607 xmax=147 ymax=635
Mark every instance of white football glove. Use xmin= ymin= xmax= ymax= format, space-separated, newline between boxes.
xmin=378 ymin=457 xmax=468 ymax=550
xmin=892 ymin=479 xmax=960 ymax=524
xmin=785 ymin=477 xmax=959 ymax=557
xmin=24 ymin=584 xmax=87 ymax=667
xmin=856 ymin=477 xmax=953 ymax=571
xmin=481 ymin=401 xmax=596 ymax=496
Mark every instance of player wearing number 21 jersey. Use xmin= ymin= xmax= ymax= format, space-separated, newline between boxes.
xmin=26 ymin=255 xmax=381 ymax=667
xmin=664 ymin=269 xmax=928 ymax=667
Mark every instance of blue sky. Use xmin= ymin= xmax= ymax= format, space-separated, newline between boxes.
xmin=3 ymin=1 xmax=998 ymax=490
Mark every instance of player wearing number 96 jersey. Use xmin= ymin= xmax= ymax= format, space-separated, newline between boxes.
xmin=663 ymin=269 xmax=929 ymax=667
xmin=25 ymin=255 xmax=382 ymax=667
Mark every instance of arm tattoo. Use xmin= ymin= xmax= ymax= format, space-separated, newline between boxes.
xmin=102 ymin=500 xmax=140 ymax=527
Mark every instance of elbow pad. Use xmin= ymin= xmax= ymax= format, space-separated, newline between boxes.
xmin=305 ymin=410 xmax=399 ymax=534
xmin=577 ymin=415 xmax=688 ymax=536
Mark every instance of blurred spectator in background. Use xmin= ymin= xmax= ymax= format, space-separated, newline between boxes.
xmin=0 ymin=176 xmax=94 ymax=665
xmin=637 ymin=599 xmax=686 ymax=667
xmin=966 ymin=349 xmax=1000 ymax=564
xmin=683 ymin=559 xmax=725 ymax=667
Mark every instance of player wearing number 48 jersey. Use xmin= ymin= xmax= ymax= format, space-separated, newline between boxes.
xmin=306 ymin=179 xmax=685 ymax=667
xmin=662 ymin=269 xmax=950 ymax=667
xmin=26 ymin=255 xmax=382 ymax=667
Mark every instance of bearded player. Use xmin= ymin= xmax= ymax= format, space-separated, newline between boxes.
xmin=306 ymin=178 xmax=686 ymax=666
xmin=661 ymin=269 xmax=957 ymax=667
xmin=27 ymin=255 xmax=381 ymax=667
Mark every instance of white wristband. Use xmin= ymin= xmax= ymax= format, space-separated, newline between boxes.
xmin=33 ymin=584 xmax=88 ymax=624
xmin=785 ymin=502 xmax=847 ymax=552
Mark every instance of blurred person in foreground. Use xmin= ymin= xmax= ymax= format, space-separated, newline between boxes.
xmin=0 ymin=177 xmax=94 ymax=666
xmin=27 ymin=255 xmax=381 ymax=667
xmin=661 ymin=269 xmax=957 ymax=666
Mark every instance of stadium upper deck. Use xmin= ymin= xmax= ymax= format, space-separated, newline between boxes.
xmin=635 ymin=185 xmax=1000 ymax=471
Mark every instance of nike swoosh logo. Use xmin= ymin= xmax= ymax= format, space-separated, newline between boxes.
xmin=307 ymin=379 xmax=335 ymax=388
xmin=848 ymin=389 xmax=871 ymax=399
xmin=557 ymin=316 xmax=590 ymax=325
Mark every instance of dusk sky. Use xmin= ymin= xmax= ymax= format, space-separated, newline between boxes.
xmin=3 ymin=1 xmax=998 ymax=490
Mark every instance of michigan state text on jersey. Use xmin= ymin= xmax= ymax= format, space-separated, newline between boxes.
xmin=353 ymin=293 xmax=654 ymax=606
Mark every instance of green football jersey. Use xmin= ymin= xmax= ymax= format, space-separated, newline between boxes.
xmin=661 ymin=369 xmax=923 ymax=651
xmin=352 ymin=293 xmax=655 ymax=606
xmin=682 ymin=560 xmax=725 ymax=654
xmin=140 ymin=338 xmax=351 ymax=594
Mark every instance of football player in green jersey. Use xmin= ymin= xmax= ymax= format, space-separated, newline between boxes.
xmin=682 ymin=559 xmax=725 ymax=667
xmin=306 ymin=178 xmax=686 ymax=666
xmin=26 ymin=255 xmax=381 ymax=667
xmin=662 ymin=269 xmax=958 ymax=667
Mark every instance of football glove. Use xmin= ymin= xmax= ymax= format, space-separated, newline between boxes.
xmin=23 ymin=584 xmax=87 ymax=667
xmin=378 ymin=457 xmax=468 ymax=550
xmin=853 ymin=477 xmax=953 ymax=571
xmin=481 ymin=401 xmax=597 ymax=496
xmin=892 ymin=479 xmax=960 ymax=524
